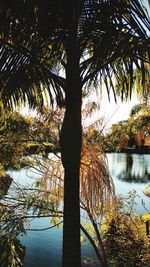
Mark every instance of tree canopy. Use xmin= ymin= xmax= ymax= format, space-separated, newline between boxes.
xmin=0 ymin=0 xmax=149 ymax=109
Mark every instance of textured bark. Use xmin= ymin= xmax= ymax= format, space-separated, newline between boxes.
xmin=60 ymin=40 xmax=82 ymax=267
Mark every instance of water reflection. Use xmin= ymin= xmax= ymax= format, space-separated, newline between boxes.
xmin=6 ymin=153 xmax=150 ymax=266
xmin=107 ymin=153 xmax=150 ymax=183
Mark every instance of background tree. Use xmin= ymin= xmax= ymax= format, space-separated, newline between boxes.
xmin=104 ymin=192 xmax=150 ymax=267
xmin=0 ymin=1 xmax=150 ymax=266
xmin=0 ymin=111 xmax=32 ymax=169
xmin=0 ymin=108 xmax=62 ymax=170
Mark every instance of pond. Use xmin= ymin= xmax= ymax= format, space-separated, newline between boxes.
xmin=7 ymin=153 xmax=150 ymax=267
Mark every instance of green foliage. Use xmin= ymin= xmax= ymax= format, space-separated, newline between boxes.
xmin=0 ymin=108 xmax=61 ymax=170
xmin=0 ymin=108 xmax=63 ymax=267
xmin=85 ymin=102 xmax=150 ymax=153
xmin=0 ymin=235 xmax=25 ymax=267
xmin=31 ymin=107 xmax=62 ymax=147
xmin=0 ymin=172 xmax=12 ymax=198
xmin=103 ymin=193 xmax=150 ymax=267
xmin=0 ymin=202 xmax=26 ymax=267
xmin=144 ymin=184 xmax=150 ymax=198
xmin=0 ymin=178 xmax=62 ymax=266
xmin=105 ymin=219 xmax=150 ymax=267
xmin=130 ymin=104 xmax=143 ymax=116
xmin=0 ymin=111 xmax=32 ymax=169
xmin=102 ymin=104 xmax=150 ymax=152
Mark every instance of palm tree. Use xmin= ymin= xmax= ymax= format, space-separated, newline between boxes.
xmin=0 ymin=1 xmax=150 ymax=266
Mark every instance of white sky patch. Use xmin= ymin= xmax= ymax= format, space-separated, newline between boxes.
xmin=86 ymin=89 xmax=140 ymax=131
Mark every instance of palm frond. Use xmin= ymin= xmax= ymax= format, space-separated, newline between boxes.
xmin=0 ymin=0 xmax=149 ymax=107
xmin=35 ymin=144 xmax=115 ymax=215
xmin=80 ymin=1 xmax=150 ymax=99
xmin=80 ymin=144 xmax=115 ymax=216
xmin=0 ymin=40 xmax=65 ymax=109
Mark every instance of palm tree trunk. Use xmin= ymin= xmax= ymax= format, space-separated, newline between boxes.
xmin=60 ymin=42 xmax=82 ymax=267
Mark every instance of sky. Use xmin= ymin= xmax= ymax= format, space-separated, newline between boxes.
xmin=85 ymin=89 xmax=140 ymax=131
xmin=99 ymin=94 xmax=139 ymax=127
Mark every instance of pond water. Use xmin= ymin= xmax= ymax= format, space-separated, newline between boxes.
xmin=107 ymin=153 xmax=150 ymax=214
xmin=7 ymin=153 xmax=150 ymax=267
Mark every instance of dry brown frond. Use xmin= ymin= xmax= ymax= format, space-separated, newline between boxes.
xmin=37 ymin=145 xmax=115 ymax=216
xmin=38 ymin=156 xmax=63 ymax=204
xmin=80 ymin=144 xmax=115 ymax=216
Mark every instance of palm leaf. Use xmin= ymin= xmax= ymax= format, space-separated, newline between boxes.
xmin=0 ymin=40 xmax=65 ymax=109
xmin=37 ymin=144 xmax=115 ymax=216
xmin=80 ymin=144 xmax=115 ymax=215
xmin=0 ymin=0 xmax=149 ymax=108
xmin=80 ymin=1 xmax=150 ymax=99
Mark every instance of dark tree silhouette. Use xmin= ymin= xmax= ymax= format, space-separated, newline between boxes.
xmin=0 ymin=1 xmax=150 ymax=266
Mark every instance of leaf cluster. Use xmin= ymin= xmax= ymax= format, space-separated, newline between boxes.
xmin=0 ymin=1 xmax=150 ymax=109
xmin=103 ymin=192 xmax=150 ymax=267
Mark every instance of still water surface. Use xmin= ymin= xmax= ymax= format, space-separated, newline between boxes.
xmin=8 ymin=153 xmax=150 ymax=267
